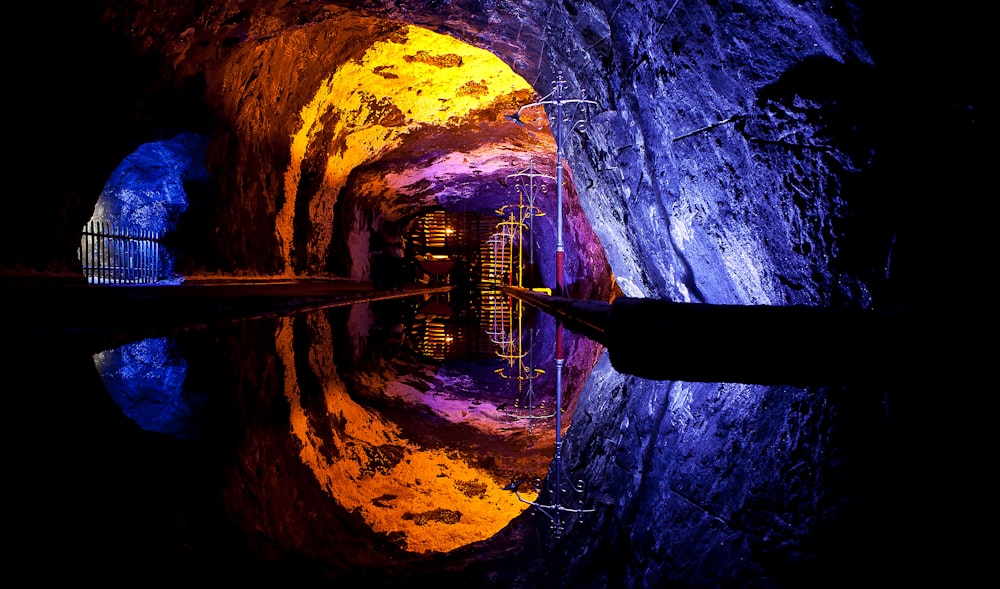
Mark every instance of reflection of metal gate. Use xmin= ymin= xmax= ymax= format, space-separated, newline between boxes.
xmin=80 ymin=221 xmax=164 ymax=285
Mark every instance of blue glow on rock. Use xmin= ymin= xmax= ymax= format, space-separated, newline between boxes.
xmin=85 ymin=132 xmax=209 ymax=282
xmin=93 ymin=337 xmax=206 ymax=441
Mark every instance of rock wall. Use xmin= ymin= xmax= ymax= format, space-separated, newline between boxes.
xmin=8 ymin=1 xmax=988 ymax=587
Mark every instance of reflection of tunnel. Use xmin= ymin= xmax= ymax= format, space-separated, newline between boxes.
xmin=10 ymin=2 xmax=989 ymax=588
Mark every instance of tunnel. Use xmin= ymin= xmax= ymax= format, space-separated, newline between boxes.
xmin=5 ymin=1 xmax=989 ymax=588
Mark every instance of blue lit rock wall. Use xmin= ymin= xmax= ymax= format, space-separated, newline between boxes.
xmin=532 ymin=2 xmax=874 ymax=306
xmin=509 ymin=3 xmax=984 ymax=587
xmin=85 ymin=132 xmax=209 ymax=281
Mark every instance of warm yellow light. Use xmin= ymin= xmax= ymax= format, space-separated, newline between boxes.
xmin=280 ymin=24 xmax=534 ymax=275
xmin=278 ymin=316 xmax=544 ymax=554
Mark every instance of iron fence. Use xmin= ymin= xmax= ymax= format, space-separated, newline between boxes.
xmin=80 ymin=220 xmax=164 ymax=285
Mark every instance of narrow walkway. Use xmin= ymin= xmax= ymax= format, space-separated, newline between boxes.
xmin=503 ymin=286 xmax=942 ymax=386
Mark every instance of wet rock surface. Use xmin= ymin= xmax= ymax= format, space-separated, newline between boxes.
xmin=9 ymin=1 xmax=988 ymax=587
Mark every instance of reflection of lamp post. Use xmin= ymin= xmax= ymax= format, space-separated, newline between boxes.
xmin=495 ymin=299 xmax=551 ymax=433
xmin=505 ymin=420 xmax=595 ymax=537
xmin=503 ymin=323 xmax=595 ymax=534
xmin=508 ymin=71 xmax=596 ymax=296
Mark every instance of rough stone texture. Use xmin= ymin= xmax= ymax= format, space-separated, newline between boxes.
xmin=8 ymin=1 xmax=988 ymax=588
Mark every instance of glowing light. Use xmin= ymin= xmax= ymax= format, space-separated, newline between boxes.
xmin=93 ymin=337 xmax=204 ymax=441
xmin=280 ymin=25 xmax=534 ymax=273
xmin=277 ymin=315 xmax=542 ymax=554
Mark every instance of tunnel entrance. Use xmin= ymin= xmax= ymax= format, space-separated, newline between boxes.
xmin=403 ymin=208 xmax=544 ymax=290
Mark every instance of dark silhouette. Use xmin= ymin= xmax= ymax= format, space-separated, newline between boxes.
xmin=371 ymin=221 xmax=408 ymax=290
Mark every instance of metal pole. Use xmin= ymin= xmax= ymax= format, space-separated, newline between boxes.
xmin=554 ymin=319 xmax=564 ymax=528
xmin=518 ymin=190 xmax=524 ymax=288
xmin=527 ymin=161 xmax=535 ymax=268
xmin=555 ymin=73 xmax=565 ymax=296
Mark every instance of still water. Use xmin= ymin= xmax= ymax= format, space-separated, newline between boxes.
xmin=15 ymin=288 xmax=601 ymax=578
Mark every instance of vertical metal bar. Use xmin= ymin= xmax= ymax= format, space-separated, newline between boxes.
xmin=139 ymin=229 xmax=145 ymax=283
xmin=89 ymin=221 xmax=94 ymax=283
xmin=97 ymin=221 xmax=104 ymax=285
xmin=95 ymin=221 xmax=102 ymax=284
xmin=99 ymin=221 xmax=105 ymax=285
xmin=154 ymin=230 xmax=161 ymax=282
xmin=110 ymin=222 xmax=117 ymax=284
xmin=555 ymin=73 xmax=565 ymax=296
xmin=132 ymin=231 xmax=138 ymax=283
xmin=106 ymin=221 xmax=112 ymax=284
xmin=82 ymin=221 xmax=89 ymax=283
xmin=90 ymin=221 xmax=96 ymax=284
xmin=126 ymin=227 xmax=130 ymax=283
xmin=128 ymin=230 xmax=133 ymax=283
xmin=114 ymin=223 xmax=121 ymax=284
xmin=147 ymin=229 xmax=154 ymax=283
xmin=83 ymin=222 xmax=89 ymax=283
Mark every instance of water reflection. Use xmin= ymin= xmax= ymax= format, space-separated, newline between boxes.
xmin=93 ymin=336 xmax=206 ymax=441
xmin=90 ymin=287 xmax=601 ymax=558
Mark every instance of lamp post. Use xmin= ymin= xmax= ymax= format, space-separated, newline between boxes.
xmin=508 ymin=71 xmax=596 ymax=296
xmin=504 ymin=74 xmax=598 ymax=537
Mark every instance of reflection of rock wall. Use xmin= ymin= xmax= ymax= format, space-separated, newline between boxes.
xmin=285 ymin=310 xmax=542 ymax=553
xmin=93 ymin=337 xmax=200 ymax=440
xmin=559 ymin=366 xmax=878 ymax=586
xmin=224 ymin=306 xmax=571 ymax=558
xmin=220 ymin=317 xmax=382 ymax=568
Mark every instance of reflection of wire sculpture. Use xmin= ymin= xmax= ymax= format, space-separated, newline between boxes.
xmin=498 ymin=315 xmax=552 ymax=432
xmin=503 ymin=377 xmax=554 ymax=430
xmin=504 ymin=455 xmax=595 ymax=538
xmin=494 ymin=289 xmax=593 ymax=534
xmin=484 ymin=286 xmax=513 ymax=343
xmin=494 ymin=298 xmax=526 ymax=365
xmin=504 ymin=332 xmax=596 ymax=535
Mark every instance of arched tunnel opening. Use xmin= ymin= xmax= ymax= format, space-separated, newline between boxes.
xmin=68 ymin=14 xmax=616 ymax=563
xmin=82 ymin=20 xmax=613 ymax=299
xmin=6 ymin=2 xmax=988 ymax=588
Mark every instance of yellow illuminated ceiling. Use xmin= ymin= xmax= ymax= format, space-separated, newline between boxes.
xmin=278 ymin=24 xmax=542 ymax=275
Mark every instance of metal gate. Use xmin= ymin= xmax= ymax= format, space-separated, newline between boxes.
xmin=80 ymin=220 xmax=164 ymax=285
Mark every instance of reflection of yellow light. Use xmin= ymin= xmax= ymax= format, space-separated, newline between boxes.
xmin=445 ymin=226 xmax=455 ymax=235
xmin=279 ymin=316 xmax=540 ymax=555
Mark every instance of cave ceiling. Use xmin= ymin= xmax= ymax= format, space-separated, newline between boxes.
xmin=101 ymin=0 xmax=596 ymax=281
